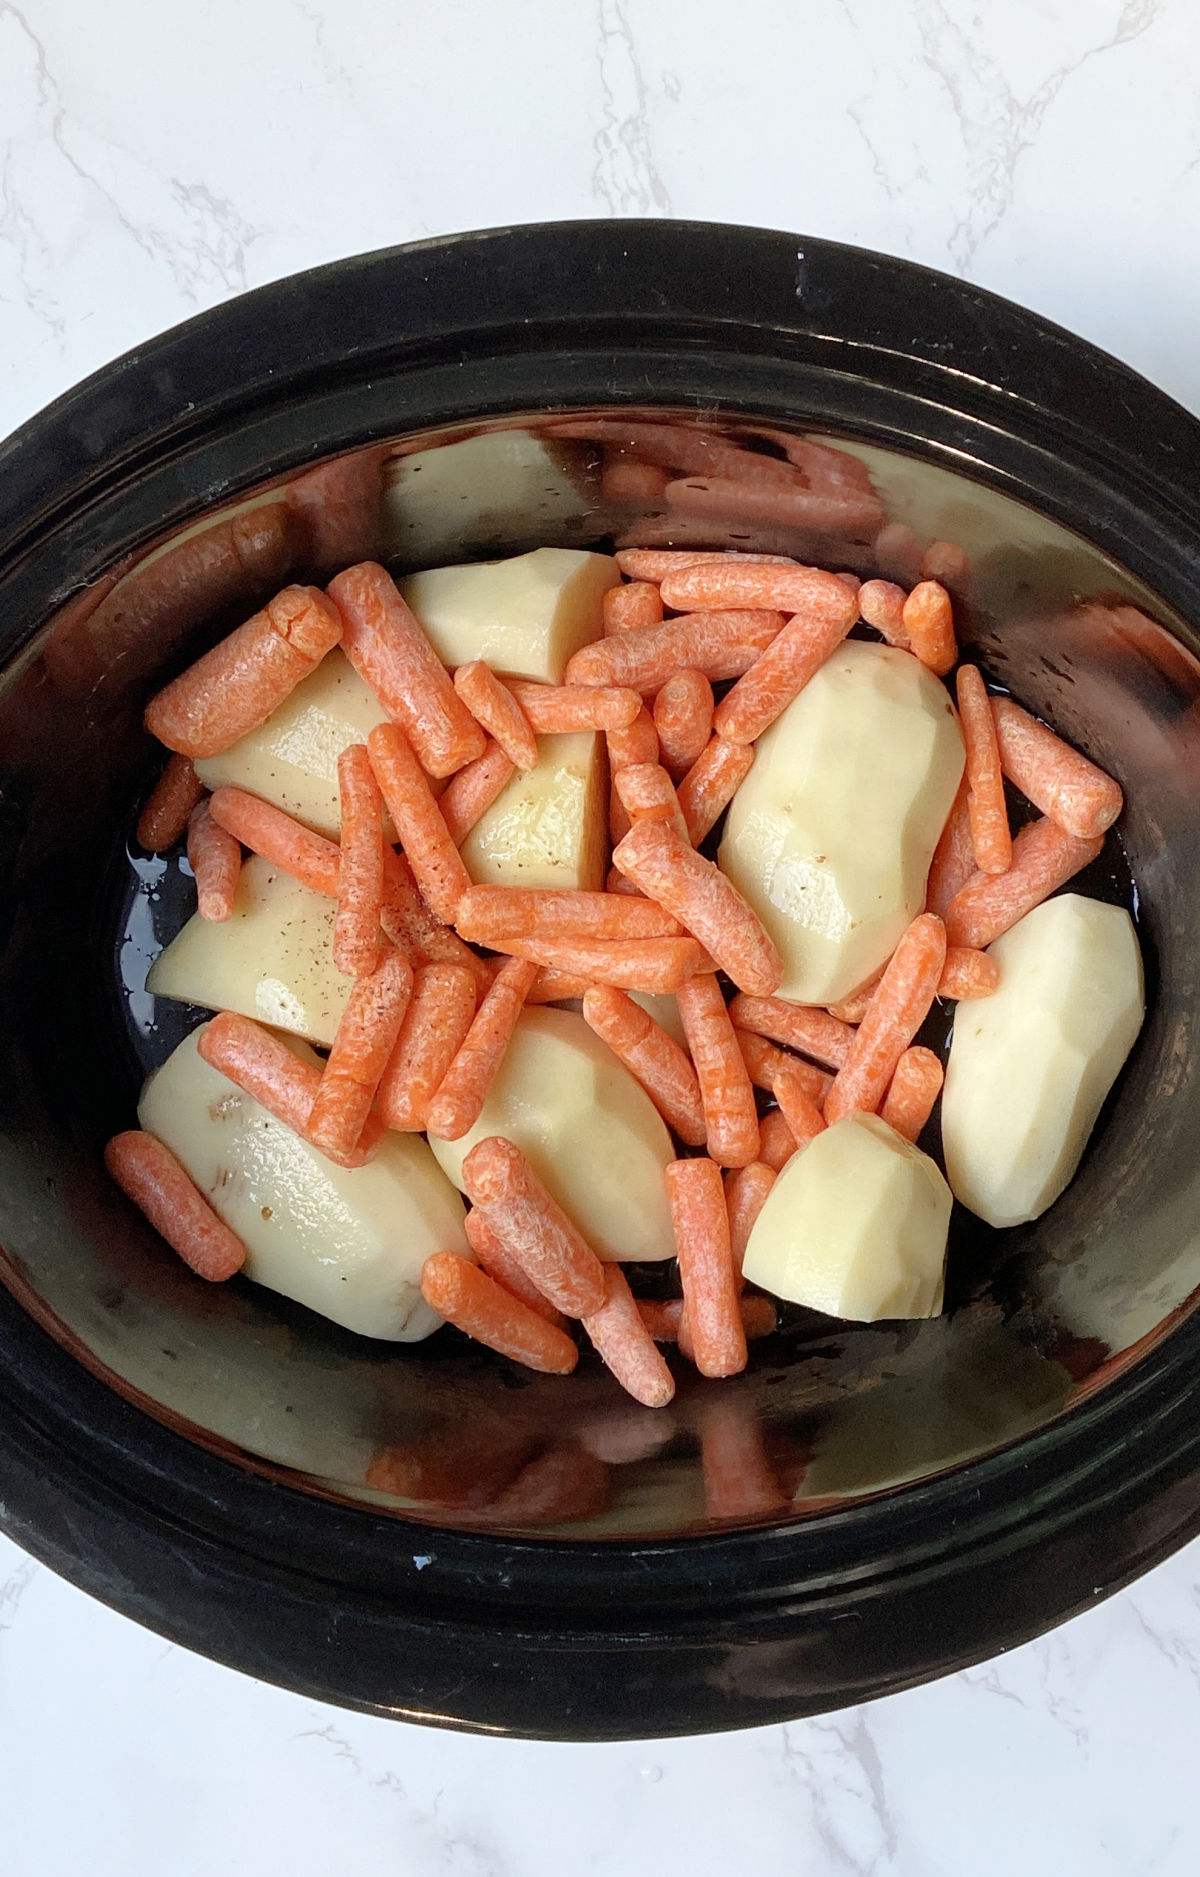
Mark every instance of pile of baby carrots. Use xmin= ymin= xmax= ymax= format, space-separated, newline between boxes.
xmin=111 ymin=536 xmax=1124 ymax=1409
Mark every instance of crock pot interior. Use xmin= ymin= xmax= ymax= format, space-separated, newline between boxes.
xmin=0 ymin=409 xmax=1190 ymax=1541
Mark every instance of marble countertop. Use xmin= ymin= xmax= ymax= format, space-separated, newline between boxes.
xmin=3 ymin=1 xmax=1200 ymax=1870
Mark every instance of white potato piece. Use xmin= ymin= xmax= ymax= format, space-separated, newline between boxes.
xmin=400 ymin=547 xmax=619 ymax=683
xmin=719 ymin=641 xmax=965 ymax=1004
xmin=146 ymin=856 xmax=350 ymax=1046
xmin=384 ymin=430 xmax=593 ymax=565
xmin=194 ymin=651 xmax=388 ymax=838
xmin=941 ymin=894 xmax=1144 ymax=1228
xmin=460 ymin=730 xmax=608 ymax=891
xmin=429 ymin=1007 xmax=676 ymax=1263
xmin=743 ymin=1112 xmax=951 ymax=1321
xmin=139 ymin=1028 xmax=468 ymax=1340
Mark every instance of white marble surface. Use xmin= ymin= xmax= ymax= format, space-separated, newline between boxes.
xmin=3 ymin=0 xmax=1200 ymax=1869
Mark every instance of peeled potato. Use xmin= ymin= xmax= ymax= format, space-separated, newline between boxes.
xmin=400 ymin=547 xmax=619 ymax=683
xmin=384 ymin=431 xmax=593 ymax=565
xmin=742 ymin=1112 xmax=951 ymax=1320
xmin=941 ymin=894 xmax=1144 ymax=1227
xmin=719 ymin=641 xmax=965 ymax=1004
xmin=139 ymin=1028 xmax=468 ymax=1340
xmin=146 ymin=856 xmax=350 ymax=1046
xmin=460 ymin=731 xmax=608 ymax=891
xmin=428 ymin=1007 xmax=676 ymax=1263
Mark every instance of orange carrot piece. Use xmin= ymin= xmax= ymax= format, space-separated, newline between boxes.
xmin=608 ymin=780 xmax=631 ymax=848
xmin=186 ymin=799 xmax=241 ymax=923
xmin=601 ymin=458 xmax=672 ymax=508
xmin=380 ymin=851 xmax=492 ymax=992
xmin=944 ymin=817 xmax=1104 ymax=949
xmin=582 ymin=1263 xmax=676 ymax=1408
xmin=654 ymin=669 xmax=714 ymax=778
xmin=197 ymin=1011 xmax=383 ymax=1168
xmin=857 ymin=579 xmax=910 ymax=648
xmin=367 ymin=722 xmax=472 ymax=924
xmin=676 ymin=736 xmax=755 ymax=845
xmin=772 ymin=1063 xmax=828 ymax=1146
xmin=208 ymin=785 xmax=340 ymax=897
xmin=603 ymin=581 xmax=664 ymax=633
xmin=956 ymin=666 xmax=1012 ymax=875
xmin=564 ymin=611 xmax=784 ymax=692
xmin=461 ymin=1135 xmax=606 ymax=1316
xmin=612 ymin=817 xmax=783 ymax=996
xmin=137 ymin=753 xmax=205 ymax=850
xmin=826 ymin=981 xmax=877 ymax=1024
xmin=506 ymin=680 xmax=641 ymax=733
xmin=457 ymin=885 xmax=681 ymax=946
xmin=925 ymin=776 xmax=975 ymax=920
xmin=699 ymin=1396 xmax=788 ymax=1519
xmin=729 ymin=993 xmax=854 ymax=1068
xmin=376 ymin=961 xmax=478 ymax=1130
xmin=665 ymin=1157 xmax=747 ymax=1379
xmin=306 ymin=948 xmax=414 ymax=1159
xmin=582 ymin=985 xmax=707 ymax=1145
xmin=453 ymin=662 xmax=538 ymax=771
xmin=605 ymin=866 xmax=643 ymax=898
xmin=105 ymin=1130 xmax=245 ymax=1281
xmin=419 ymin=1252 xmax=579 ymax=1376
xmin=901 ymin=580 xmax=956 ymax=676
xmin=606 ymin=704 xmax=660 ymax=772
xmin=425 ymin=956 xmax=539 ymax=1140
xmin=757 ymin=1107 xmax=798 ymax=1171
xmin=436 ymin=740 xmax=517 ymax=846
xmin=464 ymin=1208 xmax=566 ymax=1328
xmin=614 ymin=763 xmax=691 ymax=843
xmin=825 ymin=913 xmax=947 ymax=1123
xmin=736 ymin=1029 xmax=828 ymax=1104
xmin=638 ymin=1293 xmax=777 ymax=1343
xmin=327 ymin=562 xmax=485 ymax=778
xmin=614 ymin=548 xmax=798 ymax=580
xmin=939 ymin=946 xmax=1000 ymax=999
xmin=991 ymin=696 xmax=1123 ymax=839
xmin=711 ymin=589 xmax=859 ymax=746
xmin=676 ymin=973 xmax=760 ymax=1168
xmin=526 ymin=966 xmax=594 ymax=1004
xmin=145 ymin=585 xmax=343 ymax=759
xmin=725 ymin=1160 xmax=776 ymax=1278
xmin=658 ymin=560 xmax=858 ymax=619
xmin=880 ymin=1045 xmax=944 ymax=1142
xmin=333 ymin=744 xmax=386 ymax=976
xmin=483 ymin=933 xmax=709 ymax=995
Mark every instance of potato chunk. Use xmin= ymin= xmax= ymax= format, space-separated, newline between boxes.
xmin=460 ymin=731 xmax=608 ymax=891
xmin=941 ymin=894 xmax=1143 ymax=1227
xmin=400 ymin=547 xmax=618 ymax=683
xmin=742 ymin=1112 xmax=951 ymax=1320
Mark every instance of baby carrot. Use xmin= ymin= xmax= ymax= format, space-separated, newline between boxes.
xmin=582 ymin=1263 xmax=676 ymax=1408
xmin=461 ymin=1135 xmax=606 ymax=1317
xmin=614 ymin=763 xmax=691 ymax=842
xmin=826 ymin=981 xmax=877 ymax=1024
xmin=381 ymin=851 xmax=492 ymax=992
xmin=825 ymin=913 xmax=947 ymax=1123
xmin=939 ymin=946 xmax=1000 ymax=999
xmin=729 ymin=993 xmax=854 ymax=1069
xmin=603 ymin=581 xmax=663 ymax=632
xmin=186 ymin=798 xmax=241 ymax=922
xmin=137 ymin=753 xmax=205 ymax=850
xmin=145 ymin=585 xmax=343 ymax=758
xmin=526 ymin=966 xmax=594 ymax=1003
xmin=607 ymin=704 xmax=660 ymax=771
xmin=944 ymin=817 xmax=1104 ymax=949
xmin=991 ymin=696 xmax=1123 ymax=839
xmin=654 ymin=670 xmax=714 ymax=778
xmin=699 ymin=1396 xmax=788 ymax=1520
xmin=606 ymin=866 xmax=643 ymax=898
xmin=367 ymin=722 xmax=472 ymax=924
xmin=880 ymin=1045 xmax=944 ymax=1142
xmin=327 ymin=562 xmax=485 ymax=778
xmin=857 ymin=579 xmax=910 ymax=648
xmin=456 ymin=885 xmax=682 ymax=946
xmin=772 ymin=1062 xmax=827 ymax=1147
xmin=419 ymin=1252 xmax=579 ymax=1376
xmin=436 ymin=740 xmax=517 ymax=846
xmin=425 ymin=956 xmax=539 ymax=1140
xmin=485 ymin=933 xmax=709 ymax=995
xmin=735 ymin=1030 xmax=830 ymax=1105
xmin=582 ymin=985 xmax=707 ymax=1145
xmin=197 ymin=1012 xmax=382 ymax=1168
xmin=925 ymin=777 xmax=975 ymax=920
xmin=306 ymin=948 xmax=414 ymax=1160
xmin=376 ymin=961 xmax=478 ymax=1130
xmin=676 ymin=736 xmax=755 ymax=845
xmin=506 ymin=680 xmax=641 ymax=733
xmin=638 ymin=1294 xmax=777 ymax=1344
xmin=453 ymin=662 xmax=538 ymax=771
xmin=712 ymin=591 xmax=859 ymax=746
xmin=208 ymin=785 xmax=339 ymax=897
xmin=757 ymin=1108 xmax=798 ymax=1171
xmin=956 ymin=665 xmax=1012 ymax=875
xmin=676 ymin=973 xmax=760 ymax=1167
xmin=612 ymin=817 xmax=783 ymax=996
xmin=614 ymin=548 xmax=797 ymax=580
xmin=105 ymin=1130 xmax=245 ymax=1281
xmin=333 ymin=744 xmax=386 ymax=977
xmin=901 ymin=580 xmax=956 ymax=676
xmin=725 ymin=1161 xmax=776 ymax=1278
xmin=564 ymin=611 xmax=784 ymax=692
xmin=657 ymin=561 xmax=857 ymax=619
xmin=665 ymin=1157 xmax=747 ymax=1379
xmin=464 ymin=1208 xmax=566 ymax=1328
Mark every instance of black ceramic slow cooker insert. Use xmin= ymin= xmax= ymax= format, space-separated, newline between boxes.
xmin=0 ymin=221 xmax=1198 ymax=1740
